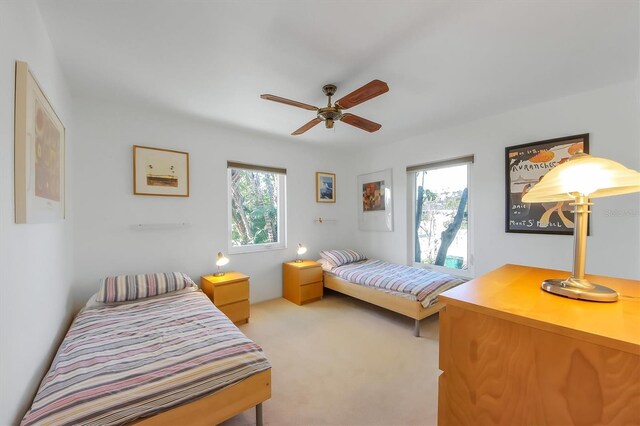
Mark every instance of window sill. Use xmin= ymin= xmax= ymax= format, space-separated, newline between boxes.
xmin=413 ymin=263 xmax=474 ymax=280
xmin=228 ymin=243 xmax=287 ymax=255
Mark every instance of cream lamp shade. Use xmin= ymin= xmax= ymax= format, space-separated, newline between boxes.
xmin=521 ymin=151 xmax=640 ymax=302
xmin=295 ymin=243 xmax=307 ymax=262
xmin=216 ymin=252 xmax=229 ymax=266
xmin=522 ymin=152 xmax=640 ymax=202
xmin=214 ymin=251 xmax=229 ymax=276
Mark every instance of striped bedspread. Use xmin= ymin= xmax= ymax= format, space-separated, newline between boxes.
xmin=21 ymin=290 xmax=270 ymax=426
xmin=332 ymin=259 xmax=465 ymax=308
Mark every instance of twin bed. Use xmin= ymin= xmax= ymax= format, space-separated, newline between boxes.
xmin=319 ymin=250 xmax=465 ymax=336
xmin=21 ymin=273 xmax=271 ymax=426
xmin=22 ymin=255 xmax=460 ymax=424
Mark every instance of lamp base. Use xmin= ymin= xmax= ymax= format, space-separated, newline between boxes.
xmin=213 ymin=272 xmax=225 ymax=277
xmin=541 ymin=279 xmax=618 ymax=302
xmin=294 ymin=259 xmax=303 ymax=263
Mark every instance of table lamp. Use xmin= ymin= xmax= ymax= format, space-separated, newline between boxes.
xmin=522 ymin=151 xmax=640 ymax=302
xmin=295 ymin=243 xmax=307 ymax=263
xmin=214 ymin=251 xmax=229 ymax=276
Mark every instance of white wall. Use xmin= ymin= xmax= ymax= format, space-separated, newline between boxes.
xmin=1 ymin=4 xmax=637 ymax=422
xmin=349 ymin=80 xmax=640 ymax=280
xmin=71 ymin=98 xmax=355 ymax=309
xmin=0 ymin=1 xmax=75 ymax=424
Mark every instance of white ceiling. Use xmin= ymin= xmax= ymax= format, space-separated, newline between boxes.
xmin=37 ymin=0 xmax=639 ymax=147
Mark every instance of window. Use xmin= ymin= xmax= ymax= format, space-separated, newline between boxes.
xmin=407 ymin=156 xmax=473 ymax=277
xmin=227 ymin=162 xmax=286 ymax=253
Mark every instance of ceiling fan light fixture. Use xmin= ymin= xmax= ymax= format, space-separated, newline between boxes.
xmin=261 ymin=80 xmax=388 ymax=135
xmin=317 ymin=106 xmax=342 ymax=122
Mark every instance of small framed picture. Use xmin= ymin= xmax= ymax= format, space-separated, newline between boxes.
xmin=133 ymin=145 xmax=189 ymax=197
xmin=505 ymin=134 xmax=589 ymax=234
xmin=316 ymin=172 xmax=336 ymax=203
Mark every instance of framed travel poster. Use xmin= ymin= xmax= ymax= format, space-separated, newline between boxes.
xmin=505 ymin=134 xmax=589 ymax=235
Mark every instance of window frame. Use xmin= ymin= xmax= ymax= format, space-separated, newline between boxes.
xmin=227 ymin=164 xmax=287 ymax=254
xmin=407 ymin=157 xmax=474 ymax=279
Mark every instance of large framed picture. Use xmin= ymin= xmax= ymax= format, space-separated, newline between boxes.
xmin=133 ymin=145 xmax=189 ymax=197
xmin=505 ymin=134 xmax=589 ymax=235
xmin=358 ymin=168 xmax=393 ymax=231
xmin=316 ymin=172 xmax=336 ymax=203
xmin=14 ymin=61 xmax=66 ymax=223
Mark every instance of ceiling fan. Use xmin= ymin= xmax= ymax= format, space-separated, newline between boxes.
xmin=261 ymin=79 xmax=389 ymax=135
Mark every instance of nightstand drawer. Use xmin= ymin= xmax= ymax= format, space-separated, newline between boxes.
xmin=215 ymin=280 xmax=249 ymax=306
xmin=299 ymin=267 xmax=322 ymax=285
xmin=218 ymin=300 xmax=250 ymax=324
xmin=301 ymin=281 xmax=323 ymax=302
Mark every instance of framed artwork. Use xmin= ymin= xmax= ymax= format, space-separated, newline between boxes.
xmin=505 ymin=134 xmax=589 ymax=235
xmin=358 ymin=168 xmax=393 ymax=231
xmin=133 ymin=145 xmax=189 ymax=197
xmin=316 ymin=172 xmax=336 ymax=203
xmin=14 ymin=61 xmax=66 ymax=223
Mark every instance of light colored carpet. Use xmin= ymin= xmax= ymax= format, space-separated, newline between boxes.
xmin=221 ymin=291 xmax=441 ymax=426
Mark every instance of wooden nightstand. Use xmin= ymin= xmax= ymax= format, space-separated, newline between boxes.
xmin=283 ymin=260 xmax=323 ymax=305
xmin=200 ymin=272 xmax=250 ymax=325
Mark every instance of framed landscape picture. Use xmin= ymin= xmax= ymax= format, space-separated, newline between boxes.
xmin=358 ymin=168 xmax=393 ymax=231
xmin=505 ymin=134 xmax=589 ymax=235
xmin=316 ymin=172 xmax=336 ymax=203
xmin=14 ymin=61 xmax=66 ymax=223
xmin=133 ymin=145 xmax=189 ymax=196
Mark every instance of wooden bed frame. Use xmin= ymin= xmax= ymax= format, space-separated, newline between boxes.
xmin=133 ymin=368 xmax=271 ymax=426
xmin=323 ymin=272 xmax=443 ymax=337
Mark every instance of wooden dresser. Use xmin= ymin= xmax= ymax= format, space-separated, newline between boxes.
xmin=438 ymin=264 xmax=640 ymax=425
xmin=200 ymin=272 xmax=250 ymax=325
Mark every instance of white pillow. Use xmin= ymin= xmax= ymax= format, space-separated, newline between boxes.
xmin=317 ymin=258 xmax=335 ymax=272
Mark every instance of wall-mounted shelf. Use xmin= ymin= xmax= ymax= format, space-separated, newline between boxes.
xmin=131 ymin=222 xmax=190 ymax=230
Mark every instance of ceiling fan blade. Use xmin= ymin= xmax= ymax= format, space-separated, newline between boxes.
xmin=340 ymin=113 xmax=382 ymax=133
xmin=335 ymin=79 xmax=389 ymax=110
xmin=260 ymin=94 xmax=318 ymax=111
xmin=292 ymin=118 xmax=322 ymax=135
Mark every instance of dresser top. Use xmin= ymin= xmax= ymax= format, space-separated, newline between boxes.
xmin=201 ymin=272 xmax=249 ymax=285
xmin=439 ymin=264 xmax=640 ymax=353
xmin=284 ymin=260 xmax=321 ymax=269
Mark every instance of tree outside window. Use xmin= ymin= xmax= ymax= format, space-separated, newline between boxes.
xmin=413 ymin=163 xmax=470 ymax=272
xmin=228 ymin=164 xmax=286 ymax=253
